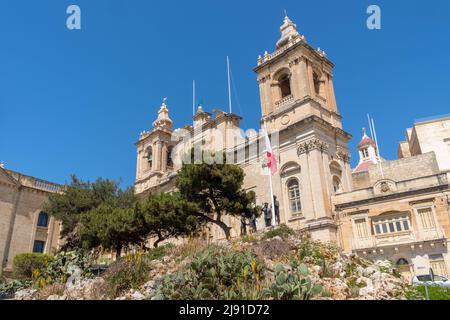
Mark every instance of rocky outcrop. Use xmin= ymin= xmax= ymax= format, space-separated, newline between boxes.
xmin=11 ymin=232 xmax=408 ymax=300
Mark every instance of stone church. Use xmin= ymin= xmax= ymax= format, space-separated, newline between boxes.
xmin=134 ymin=15 xmax=450 ymax=280
xmin=1 ymin=15 xmax=449 ymax=281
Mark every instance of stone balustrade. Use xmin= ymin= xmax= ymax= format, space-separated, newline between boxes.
xmin=275 ymin=94 xmax=294 ymax=108
xmin=351 ymin=227 xmax=446 ymax=251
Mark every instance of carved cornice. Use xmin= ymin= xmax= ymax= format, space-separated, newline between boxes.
xmin=288 ymin=57 xmax=302 ymax=67
xmin=297 ymin=138 xmax=328 ymax=155
xmin=257 ymin=74 xmax=271 ymax=84
xmin=336 ymin=145 xmax=351 ymax=163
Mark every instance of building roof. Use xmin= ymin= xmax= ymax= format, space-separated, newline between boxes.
xmin=352 ymin=160 xmax=376 ymax=174
xmin=358 ymin=128 xmax=376 ymax=148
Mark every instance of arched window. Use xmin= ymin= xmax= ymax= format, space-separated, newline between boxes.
xmin=146 ymin=147 xmax=153 ymax=170
xmin=287 ymin=179 xmax=302 ymax=214
xmin=279 ymin=74 xmax=292 ymax=98
xmin=37 ymin=211 xmax=49 ymax=228
xmin=313 ymin=72 xmax=321 ymax=95
xmin=332 ymin=176 xmax=343 ymax=194
xmin=397 ymin=258 xmax=409 ymax=266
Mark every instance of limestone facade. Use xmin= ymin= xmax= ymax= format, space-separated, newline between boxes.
xmin=135 ymin=16 xmax=352 ymax=243
xmin=334 ymin=123 xmax=450 ymax=281
xmin=134 ymin=15 xmax=450 ymax=280
xmin=0 ymin=166 xmax=62 ymax=273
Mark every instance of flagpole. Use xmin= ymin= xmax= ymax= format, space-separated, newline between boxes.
xmin=264 ymin=120 xmax=276 ymax=227
xmin=371 ymin=118 xmax=385 ymax=179
xmin=227 ymin=56 xmax=232 ymax=114
xmin=193 ymin=80 xmax=196 ymax=117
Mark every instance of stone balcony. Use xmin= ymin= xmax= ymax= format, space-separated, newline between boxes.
xmin=275 ymin=95 xmax=294 ymax=109
xmin=351 ymin=228 xmax=446 ymax=251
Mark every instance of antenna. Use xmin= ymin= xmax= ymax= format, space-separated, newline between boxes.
xmin=227 ymin=56 xmax=232 ymax=114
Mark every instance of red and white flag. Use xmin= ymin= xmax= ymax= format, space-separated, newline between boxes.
xmin=264 ymin=131 xmax=278 ymax=175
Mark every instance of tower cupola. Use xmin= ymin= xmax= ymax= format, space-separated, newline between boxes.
xmin=153 ymin=98 xmax=173 ymax=131
xmin=353 ymin=128 xmax=381 ymax=173
xmin=276 ymin=15 xmax=302 ymax=49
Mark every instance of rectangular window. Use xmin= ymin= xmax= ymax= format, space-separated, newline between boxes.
xmin=373 ymin=214 xmax=411 ymax=235
xmin=354 ymin=219 xmax=369 ymax=239
xmin=417 ymin=207 xmax=436 ymax=230
xmin=362 ymin=148 xmax=369 ymax=158
xmin=375 ymin=224 xmax=381 ymax=235
xmin=403 ymin=220 xmax=410 ymax=231
xmin=33 ymin=240 xmax=45 ymax=253
xmin=429 ymin=254 xmax=448 ymax=278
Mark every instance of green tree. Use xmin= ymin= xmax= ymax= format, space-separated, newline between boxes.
xmin=79 ymin=202 xmax=146 ymax=256
xmin=142 ymin=192 xmax=201 ymax=248
xmin=176 ymin=150 xmax=253 ymax=239
xmin=44 ymin=175 xmax=137 ymax=250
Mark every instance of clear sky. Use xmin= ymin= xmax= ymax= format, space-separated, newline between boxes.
xmin=1 ymin=0 xmax=450 ymax=188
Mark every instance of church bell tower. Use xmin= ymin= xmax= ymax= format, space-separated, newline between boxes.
xmin=253 ymin=15 xmax=353 ymax=242
xmin=255 ymin=15 xmax=341 ymax=131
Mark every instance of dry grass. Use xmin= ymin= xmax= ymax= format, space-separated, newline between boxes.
xmin=252 ymin=238 xmax=295 ymax=261
xmin=36 ymin=283 xmax=65 ymax=300
xmin=169 ymin=238 xmax=208 ymax=261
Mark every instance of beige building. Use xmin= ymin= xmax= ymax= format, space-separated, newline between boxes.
xmin=334 ymin=119 xmax=450 ymax=281
xmin=134 ymin=15 xmax=450 ymax=280
xmin=0 ymin=166 xmax=62 ymax=273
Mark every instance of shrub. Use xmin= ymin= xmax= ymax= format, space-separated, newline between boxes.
xmin=297 ymin=238 xmax=339 ymax=265
xmin=37 ymin=250 xmax=93 ymax=287
xmin=0 ymin=279 xmax=32 ymax=299
xmin=406 ymin=285 xmax=450 ymax=300
xmin=262 ymin=224 xmax=295 ymax=240
xmin=254 ymin=238 xmax=293 ymax=260
xmin=12 ymin=253 xmax=54 ymax=280
xmin=156 ymin=246 xmax=267 ymax=300
xmin=269 ymin=262 xmax=322 ymax=300
xmin=145 ymin=244 xmax=174 ymax=261
xmin=102 ymin=251 xmax=150 ymax=298
xmin=241 ymin=234 xmax=258 ymax=244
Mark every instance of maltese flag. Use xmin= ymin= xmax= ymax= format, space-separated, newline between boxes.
xmin=264 ymin=131 xmax=278 ymax=175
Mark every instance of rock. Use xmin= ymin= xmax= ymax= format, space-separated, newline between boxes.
xmin=65 ymin=277 xmax=105 ymax=300
xmin=311 ymin=265 xmax=321 ymax=276
xmin=47 ymin=294 xmax=67 ymax=300
xmin=142 ymin=280 xmax=157 ymax=298
xmin=363 ymin=266 xmax=377 ymax=277
xmin=14 ymin=288 xmax=37 ymax=300
xmin=65 ymin=264 xmax=83 ymax=289
xmin=270 ymin=236 xmax=283 ymax=242
xmin=130 ymin=291 xmax=145 ymax=300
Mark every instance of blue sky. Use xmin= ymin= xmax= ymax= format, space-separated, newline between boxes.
xmin=1 ymin=0 xmax=450 ymax=187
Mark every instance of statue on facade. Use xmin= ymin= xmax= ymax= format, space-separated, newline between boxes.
xmin=262 ymin=203 xmax=272 ymax=227
xmin=240 ymin=213 xmax=249 ymax=236
xmin=273 ymin=195 xmax=280 ymax=225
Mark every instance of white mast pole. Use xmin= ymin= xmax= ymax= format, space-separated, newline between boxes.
xmin=264 ymin=120 xmax=276 ymax=227
xmin=193 ymin=80 xmax=196 ymax=117
xmin=227 ymin=56 xmax=232 ymax=114
xmin=371 ymin=117 xmax=385 ymax=179
xmin=367 ymin=114 xmax=375 ymax=141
